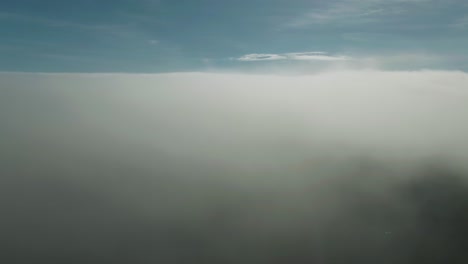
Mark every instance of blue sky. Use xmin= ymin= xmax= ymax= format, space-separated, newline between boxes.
xmin=1 ymin=0 xmax=468 ymax=72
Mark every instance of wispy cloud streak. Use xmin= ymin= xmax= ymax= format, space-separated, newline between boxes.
xmin=236 ymin=52 xmax=350 ymax=62
xmin=285 ymin=0 xmax=431 ymax=28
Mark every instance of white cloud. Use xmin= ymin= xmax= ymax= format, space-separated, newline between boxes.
xmin=286 ymin=52 xmax=350 ymax=61
xmin=232 ymin=51 xmax=456 ymax=73
xmin=237 ymin=53 xmax=288 ymax=61
xmin=236 ymin=52 xmax=350 ymax=62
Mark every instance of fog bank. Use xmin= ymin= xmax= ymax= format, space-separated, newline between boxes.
xmin=1 ymin=70 xmax=468 ymax=263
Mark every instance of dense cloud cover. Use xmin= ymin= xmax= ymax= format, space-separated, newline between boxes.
xmin=1 ymin=71 xmax=468 ymax=263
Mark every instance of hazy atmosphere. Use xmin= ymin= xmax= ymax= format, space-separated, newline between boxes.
xmin=2 ymin=70 xmax=468 ymax=263
xmin=2 ymin=0 xmax=468 ymax=263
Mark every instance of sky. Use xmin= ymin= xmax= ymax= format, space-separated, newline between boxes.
xmin=1 ymin=0 xmax=468 ymax=72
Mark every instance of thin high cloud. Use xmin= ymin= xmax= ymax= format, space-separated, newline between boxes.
xmin=236 ymin=52 xmax=350 ymax=62
xmin=148 ymin=39 xmax=159 ymax=45
xmin=0 ymin=12 xmax=116 ymax=31
xmin=0 ymin=11 xmax=151 ymax=41
xmin=285 ymin=0 xmax=434 ymax=28
xmin=451 ymin=15 xmax=468 ymax=29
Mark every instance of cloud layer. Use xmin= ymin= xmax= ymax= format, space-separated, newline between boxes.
xmin=2 ymin=70 xmax=468 ymax=263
